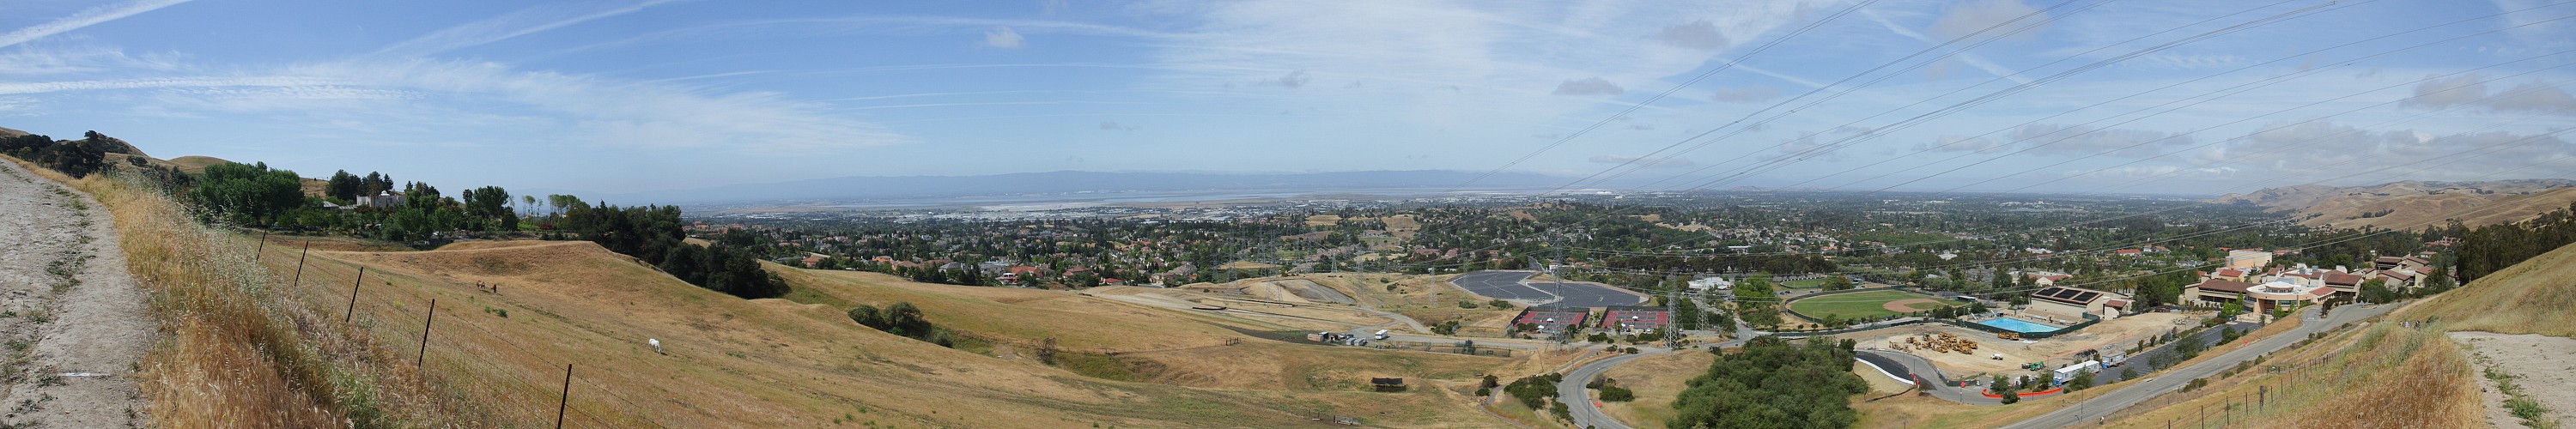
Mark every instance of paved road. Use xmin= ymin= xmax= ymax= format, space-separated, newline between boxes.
xmin=1561 ymin=348 xmax=1659 ymax=429
xmin=1450 ymin=270 xmax=1645 ymax=307
xmin=2000 ymin=304 xmax=2392 ymax=428
xmin=1858 ymin=349 xmax=2002 ymax=405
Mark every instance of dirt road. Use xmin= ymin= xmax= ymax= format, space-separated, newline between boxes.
xmin=0 ymin=160 xmax=154 ymax=427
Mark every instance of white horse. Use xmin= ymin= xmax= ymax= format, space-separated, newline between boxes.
xmin=648 ymin=338 xmax=665 ymax=355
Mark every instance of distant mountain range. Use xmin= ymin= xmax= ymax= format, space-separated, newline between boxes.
xmin=587 ymin=170 xmax=1577 ymax=205
xmin=2210 ymin=179 xmax=2576 ymax=230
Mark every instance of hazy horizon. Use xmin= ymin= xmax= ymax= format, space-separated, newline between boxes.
xmin=4 ymin=0 xmax=2574 ymax=197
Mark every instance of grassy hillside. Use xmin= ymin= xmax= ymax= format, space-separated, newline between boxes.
xmin=2395 ymin=242 xmax=2576 ymax=337
xmin=2100 ymin=323 xmax=2483 ymax=428
xmin=776 ymin=267 xmax=1514 ymax=393
xmin=281 ymin=240 xmax=1517 ymax=427
xmin=8 ymin=157 xmax=440 ymax=426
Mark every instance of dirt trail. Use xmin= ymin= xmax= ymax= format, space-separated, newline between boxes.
xmin=2451 ymin=331 xmax=2576 ymax=428
xmin=0 ymin=160 xmax=154 ymax=427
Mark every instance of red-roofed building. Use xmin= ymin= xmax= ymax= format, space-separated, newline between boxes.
xmin=2185 ymin=279 xmax=2258 ymax=305
xmin=1596 ymin=306 xmax=1669 ymax=333
xmin=1513 ymin=309 xmax=1589 ymax=335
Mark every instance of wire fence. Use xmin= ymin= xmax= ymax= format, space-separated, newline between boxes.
xmin=263 ymin=243 xmax=674 ymax=428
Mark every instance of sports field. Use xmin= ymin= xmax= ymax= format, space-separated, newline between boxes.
xmin=1786 ymin=289 xmax=1959 ymax=319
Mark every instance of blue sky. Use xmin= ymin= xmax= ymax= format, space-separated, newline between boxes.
xmin=2 ymin=0 xmax=2573 ymax=197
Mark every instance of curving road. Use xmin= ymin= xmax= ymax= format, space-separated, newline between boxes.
xmin=1560 ymin=348 xmax=1659 ymax=429
xmin=1999 ymin=304 xmax=2391 ymax=428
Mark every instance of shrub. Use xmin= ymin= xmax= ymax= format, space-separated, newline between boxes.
xmin=1600 ymin=385 xmax=1634 ymax=402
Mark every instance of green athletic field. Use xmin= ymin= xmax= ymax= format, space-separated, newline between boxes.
xmin=1785 ymin=289 xmax=1959 ymax=320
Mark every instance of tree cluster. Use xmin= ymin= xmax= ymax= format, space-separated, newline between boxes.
xmin=556 ymin=201 xmax=788 ymax=299
xmin=2457 ymin=204 xmax=2576 ymax=282
xmin=847 ymin=302 xmax=957 ymax=347
xmin=0 ymin=131 xmax=118 ymax=178
xmin=1668 ymin=336 xmax=1866 ymax=428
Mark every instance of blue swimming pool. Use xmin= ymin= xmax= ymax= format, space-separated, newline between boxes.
xmin=1977 ymin=317 xmax=2062 ymax=334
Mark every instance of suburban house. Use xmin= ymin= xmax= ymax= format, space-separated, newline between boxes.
xmin=2025 ymin=286 xmax=2130 ymax=320
xmin=1687 ymin=275 xmax=1734 ymax=292
xmin=355 ymin=190 xmax=404 ymax=209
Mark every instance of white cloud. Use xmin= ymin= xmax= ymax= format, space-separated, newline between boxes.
xmin=376 ymin=0 xmax=682 ymax=57
xmin=2399 ymin=75 xmax=2576 ymax=115
xmin=1911 ymin=124 xmax=2187 ymax=158
xmin=1589 ymin=154 xmax=1694 ymax=168
xmin=1929 ymin=0 xmax=2050 ymax=42
xmin=2006 ymin=124 xmax=2193 ymax=158
xmin=1651 ymin=20 xmax=1728 ymax=51
xmin=2194 ymin=119 xmax=2576 ymax=183
xmin=0 ymin=0 xmax=192 ymax=50
xmin=1707 ymin=85 xmax=1779 ymax=102
xmin=1099 ymin=121 xmax=1136 ymax=130
xmin=0 ymin=44 xmax=185 ymax=76
xmin=1917 ymin=135 xmax=2008 ymax=154
xmin=1261 ymin=69 xmax=1309 ymax=88
xmin=1552 ymin=76 xmax=1623 ymax=96
xmin=2485 ymin=82 xmax=2576 ymax=113
xmin=2400 ymin=74 xmax=2488 ymax=109
xmin=985 ymin=26 xmax=1024 ymax=48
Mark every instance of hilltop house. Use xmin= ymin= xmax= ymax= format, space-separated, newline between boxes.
xmin=355 ymin=190 xmax=404 ymax=209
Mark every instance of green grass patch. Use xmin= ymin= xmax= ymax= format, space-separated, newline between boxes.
xmin=1053 ymin=353 xmax=1142 ymax=382
xmin=1786 ymin=289 xmax=1955 ymax=319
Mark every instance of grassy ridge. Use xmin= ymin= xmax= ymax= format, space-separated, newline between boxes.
xmin=7 ymin=158 xmax=457 ymax=426
xmin=2102 ymin=323 xmax=2482 ymax=428
xmin=2395 ymin=242 xmax=2576 ymax=337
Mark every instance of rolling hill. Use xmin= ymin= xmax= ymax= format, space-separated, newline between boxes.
xmin=278 ymin=239 xmax=1514 ymax=427
xmin=2210 ymin=179 xmax=2576 ymax=230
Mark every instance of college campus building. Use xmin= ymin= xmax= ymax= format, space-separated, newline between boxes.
xmin=1512 ymin=308 xmax=1589 ymax=335
xmin=2025 ymin=287 xmax=2131 ymax=320
xmin=1595 ymin=306 xmax=1670 ymax=333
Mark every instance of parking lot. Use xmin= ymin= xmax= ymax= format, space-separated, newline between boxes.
xmin=1449 ymin=271 xmax=1644 ymax=307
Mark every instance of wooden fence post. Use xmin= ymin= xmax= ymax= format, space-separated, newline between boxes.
xmin=289 ymin=241 xmax=312 ymax=287
xmin=254 ymin=231 xmax=270 ymax=261
xmin=557 ymin=363 xmax=573 ymax=429
xmin=416 ymin=299 xmax=435 ymax=369
xmin=346 ymin=267 xmax=365 ymax=323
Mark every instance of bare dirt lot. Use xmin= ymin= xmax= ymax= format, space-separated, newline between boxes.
xmin=0 ymin=160 xmax=153 ymax=427
xmin=2451 ymin=331 xmax=2576 ymax=428
xmin=1836 ymin=312 xmax=2191 ymax=377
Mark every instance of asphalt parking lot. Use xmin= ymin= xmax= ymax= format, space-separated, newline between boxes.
xmin=1449 ymin=271 xmax=1643 ymax=307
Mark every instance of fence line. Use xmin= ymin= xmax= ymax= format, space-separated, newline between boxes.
xmin=261 ymin=243 xmax=671 ymax=427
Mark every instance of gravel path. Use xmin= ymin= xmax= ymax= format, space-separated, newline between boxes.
xmin=2451 ymin=331 xmax=2576 ymax=428
xmin=0 ymin=160 xmax=154 ymax=427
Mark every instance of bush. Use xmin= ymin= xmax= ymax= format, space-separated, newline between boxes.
xmin=1600 ymin=385 xmax=1634 ymax=402
xmin=1504 ymin=373 xmax=1561 ymax=410
xmin=1458 ymin=300 xmax=1477 ymax=309
xmin=1668 ymin=337 xmax=1864 ymax=428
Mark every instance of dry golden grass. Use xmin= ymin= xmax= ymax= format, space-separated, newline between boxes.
xmin=2395 ymin=242 xmax=2576 ymax=338
xmin=2099 ymin=323 xmax=2483 ymax=429
xmin=161 ymin=155 xmax=231 ymax=174
xmin=273 ymin=239 xmax=1533 ymax=427
xmin=1600 ymin=351 xmax=1715 ymax=428
xmin=8 ymin=158 xmax=455 ymax=427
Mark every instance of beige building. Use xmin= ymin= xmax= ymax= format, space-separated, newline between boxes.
xmin=2025 ymin=286 xmax=2130 ymax=320
xmin=2225 ymin=250 xmax=2274 ymax=270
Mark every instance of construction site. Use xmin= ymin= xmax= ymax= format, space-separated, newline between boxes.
xmin=1838 ymin=311 xmax=2194 ymax=379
